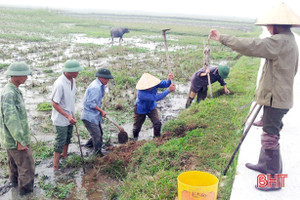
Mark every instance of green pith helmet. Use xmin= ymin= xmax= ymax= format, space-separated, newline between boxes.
xmin=5 ymin=62 xmax=32 ymax=76
xmin=218 ymin=65 xmax=230 ymax=79
xmin=62 ymin=60 xmax=83 ymax=72
xmin=95 ymin=68 xmax=114 ymax=79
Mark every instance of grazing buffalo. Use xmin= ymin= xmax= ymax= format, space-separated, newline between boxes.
xmin=110 ymin=27 xmax=130 ymax=43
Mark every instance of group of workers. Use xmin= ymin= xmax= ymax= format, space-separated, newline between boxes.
xmin=0 ymin=2 xmax=299 ymax=196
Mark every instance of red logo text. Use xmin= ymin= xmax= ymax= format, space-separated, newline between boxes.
xmin=257 ymin=174 xmax=288 ymax=188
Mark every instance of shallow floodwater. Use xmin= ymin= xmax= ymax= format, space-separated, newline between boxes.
xmin=0 ymin=33 xmax=190 ymax=199
xmin=0 ymin=84 xmax=188 ymax=200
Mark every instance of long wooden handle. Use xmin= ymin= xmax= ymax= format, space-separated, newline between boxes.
xmin=71 ymin=112 xmax=85 ymax=173
xmin=203 ymin=41 xmax=212 ymax=98
xmin=223 ymin=105 xmax=262 ymax=175
xmin=207 ymin=73 xmax=213 ymax=98
xmin=162 ymin=33 xmax=171 ymax=71
xmin=106 ymin=116 xmax=124 ymax=132
xmin=241 ymin=102 xmax=257 ymax=126
xmin=162 ymin=30 xmax=173 ymax=84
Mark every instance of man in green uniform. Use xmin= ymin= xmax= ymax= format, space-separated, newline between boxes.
xmin=0 ymin=62 xmax=35 ymax=195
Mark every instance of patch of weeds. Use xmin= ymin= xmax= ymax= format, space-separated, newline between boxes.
xmin=106 ymin=186 xmax=119 ymax=200
xmin=63 ymin=154 xmax=83 ymax=168
xmin=77 ymin=70 xmax=95 ymax=85
xmin=43 ymin=69 xmax=54 ymax=73
xmin=0 ymin=63 xmax=9 ymax=70
xmin=37 ymin=102 xmax=52 ymax=111
xmin=104 ymin=160 xmax=127 ymax=179
xmin=39 ymin=179 xmax=75 ymax=199
xmin=84 ymin=154 xmax=97 ymax=165
xmin=31 ymin=141 xmax=54 ymax=160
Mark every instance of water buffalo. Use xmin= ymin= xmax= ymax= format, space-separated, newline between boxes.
xmin=110 ymin=27 xmax=130 ymax=43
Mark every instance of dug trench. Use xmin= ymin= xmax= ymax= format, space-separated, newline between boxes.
xmin=0 ymin=83 xmax=194 ymax=199
xmin=0 ymin=24 xmax=228 ymax=200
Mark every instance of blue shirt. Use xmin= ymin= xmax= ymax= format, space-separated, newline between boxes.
xmin=81 ymin=79 xmax=105 ymax=124
xmin=134 ymin=80 xmax=171 ymax=114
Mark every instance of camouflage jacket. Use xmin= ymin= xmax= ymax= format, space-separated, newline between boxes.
xmin=0 ymin=82 xmax=30 ymax=149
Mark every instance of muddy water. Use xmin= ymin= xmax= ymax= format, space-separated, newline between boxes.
xmin=0 ymin=84 xmax=188 ymax=200
xmin=0 ymin=33 xmax=190 ymax=199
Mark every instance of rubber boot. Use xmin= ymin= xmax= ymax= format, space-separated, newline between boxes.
xmin=133 ymin=128 xmax=140 ymax=141
xmin=53 ymin=152 xmax=61 ymax=171
xmin=256 ymin=148 xmax=282 ymax=191
xmin=153 ymin=121 xmax=162 ymax=137
xmin=84 ymin=138 xmax=93 ymax=148
xmin=62 ymin=144 xmax=69 ymax=159
xmin=185 ymin=97 xmax=194 ymax=108
xmin=253 ymin=116 xmax=263 ymax=127
xmin=245 ymin=147 xmax=267 ymax=174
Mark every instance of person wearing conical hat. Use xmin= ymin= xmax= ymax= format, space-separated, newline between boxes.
xmin=0 ymin=62 xmax=35 ymax=195
xmin=185 ymin=64 xmax=230 ymax=108
xmin=51 ymin=60 xmax=83 ymax=171
xmin=133 ymin=72 xmax=175 ymax=140
xmin=209 ymin=2 xmax=300 ymax=191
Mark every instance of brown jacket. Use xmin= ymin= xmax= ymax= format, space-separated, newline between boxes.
xmin=220 ymin=30 xmax=298 ymax=109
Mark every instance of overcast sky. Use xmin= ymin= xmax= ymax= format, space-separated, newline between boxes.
xmin=0 ymin=0 xmax=300 ymax=19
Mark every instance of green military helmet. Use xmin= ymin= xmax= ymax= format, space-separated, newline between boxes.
xmin=62 ymin=60 xmax=83 ymax=72
xmin=5 ymin=62 xmax=32 ymax=76
xmin=218 ymin=65 xmax=230 ymax=79
xmin=94 ymin=68 xmax=114 ymax=79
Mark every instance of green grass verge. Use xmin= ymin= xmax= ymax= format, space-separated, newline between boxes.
xmin=113 ymin=56 xmax=260 ymax=199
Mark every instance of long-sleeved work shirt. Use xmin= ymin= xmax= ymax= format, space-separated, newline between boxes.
xmin=134 ymin=80 xmax=171 ymax=114
xmin=220 ymin=29 xmax=298 ymax=109
xmin=190 ymin=65 xmax=226 ymax=92
xmin=81 ymin=78 xmax=105 ymax=125
xmin=0 ymin=82 xmax=30 ymax=149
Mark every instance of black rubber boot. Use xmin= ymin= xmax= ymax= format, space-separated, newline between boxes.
xmin=84 ymin=138 xmax=93 ymax=148
xmin=245 ymin=147 xmax=267 ymax=174
xmin=256 ymin=148 xmax=282 ymax=191
xmin=133 ymin=129 xmax=140 ymax=139
xmin=153 ymin=120 xmax=162 ymax=137
xmin=185 ymin=97 xmax=194 ymax=108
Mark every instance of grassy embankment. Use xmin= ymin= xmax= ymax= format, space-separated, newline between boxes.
xmin=0 ymin=7 xmax=262 ymax=199
xmin=108 ymin=57 xmax=260 ymax=200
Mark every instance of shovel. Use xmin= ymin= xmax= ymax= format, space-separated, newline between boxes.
xmin=106 ymin=116 xmax=128 ymax=144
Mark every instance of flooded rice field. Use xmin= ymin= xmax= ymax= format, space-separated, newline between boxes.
xmin=0 ymin=31 xmax=190 ymax=199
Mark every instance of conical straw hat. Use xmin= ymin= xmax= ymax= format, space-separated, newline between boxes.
xmin=136 ymin=73 xmax=161 ymax=90
xmin=255 ymin=3 xmax=300 ymax=27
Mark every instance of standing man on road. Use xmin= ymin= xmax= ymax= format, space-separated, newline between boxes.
xmin=81 ymin=68 xmax=114 ymax=156
xmin=51 ymin=60 xmax=83 ymax=171
xmin=0 ymin=62 xmax=35 ymax=195
xmin=209 ymin=3 xmax=300 ymax=191
xmin=133 ymin=72 xmax=175 ymax=140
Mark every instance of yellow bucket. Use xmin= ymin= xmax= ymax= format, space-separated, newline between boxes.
xmin=178 ymin=171 xmax=219 ymax=200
